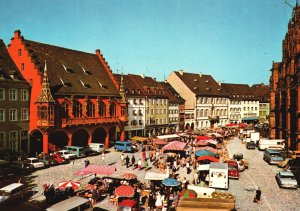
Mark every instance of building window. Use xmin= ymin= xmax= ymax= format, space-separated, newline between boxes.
xmin=109 ymin=102 xmax=116 ymax=116
xmin=0 ymin=109 xmax=5 ymax=121
xmin=0 ymin=132 xmax=6 ymax=147
xmin=121 ymin=106 xmax=127 ymax=116
xmin=21 ymin=63 xmax=24 ymax=71
xmin=9 ymin=109 xmax=17 ymax=121
xmin=21 ymin=108 xmax=29 ymax=120
xmin=21 ymin=89 xmax=29 ymax=101
xmin=0 ymin=88 xmax=5 ymax=100
xmin=87 ymin=100 xmax=95 ymax=117
xmin=98 ymin=101 xmax=106 ymax=117
xmin=73 ymin=100 xmax=82 ymax=118
xmin=139 ymin=120 xmax=143 ymax=125
xmin=18 ymin=49 xmax=22 ymax=56
xmin=61 ymin=102 xmax=70 ymax=118
xmin=9 ymin=131 xmax=18 ymax=151
xmin=9 ymin=89 xmax=17 ymax=101
xmin=132 ymin=110 xmax=137 ymax=116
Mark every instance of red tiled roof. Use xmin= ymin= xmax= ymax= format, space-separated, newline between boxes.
xmin=158 ymin=81 xmax=185 ymax=104
xmin=174 ymin=71 xmax=228 ymax=97
xmin=23 ymin=39 xmax=120 ymax=97
xmin=251 ymin=83 xmax=269 ymax=103
xmin=221 ymin=83 xmax=257 ymax=100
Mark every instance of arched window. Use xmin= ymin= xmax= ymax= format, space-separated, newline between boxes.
xmin=87 ymin=100 xmax=95 ymax=117
xmin=99 ymin=101 xmax=106 ymax=117
xmin=61 ymin=102 xmax=69 ymax=118
xmin=109 ymin=102 xmax=116 ymax=116
xmin=73 ymin=100 xmax=82 ymax=118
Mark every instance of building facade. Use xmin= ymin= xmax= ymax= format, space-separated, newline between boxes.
xmin=222 ymin=83 xmax=259 ymax=124
xmin=167 ymin=70 xmax=229 ymax=130
xmin=0 ymin=39 xmax=30 ymax=156
xmin=251 ymin=83 xmax=270 ymax=123
xmin=270 ymin=4 xmax=300 ymax=150
xmin=8 ymin=30 xmax=128 ymax=155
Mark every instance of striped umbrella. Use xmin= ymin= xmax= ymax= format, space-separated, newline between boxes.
xmin=115 ymin=185 xmax=135 ymax=197
xmin=58 ymin=180 xmax=80 ymax=190
xmin=163 ymin=141 xmax=186 ymax=151
xmin=179 ymin=189 xmax=197 ymax=198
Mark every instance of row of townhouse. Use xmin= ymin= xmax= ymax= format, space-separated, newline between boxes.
xmin=0 ymin=30 xmax=270 ymax=156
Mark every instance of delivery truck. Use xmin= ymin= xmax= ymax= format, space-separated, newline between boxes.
xmin=208 ymin=162 xmax=229 ymax=190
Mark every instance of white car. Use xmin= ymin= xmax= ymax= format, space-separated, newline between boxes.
xmin=56 ymin=150 xmax=76 ymax=160
xmin=27 ymin=158 xmax=45 ymax=169
xmin=275 ymin=170 xmax=298 ymax=189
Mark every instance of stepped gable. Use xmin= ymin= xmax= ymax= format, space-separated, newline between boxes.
xmin=221 ymin=83 xmax=256 ymax=101
xmin=0 ymin=39 xmax=27 ymax=83
xmin=174 ymin=71 xmax=228 ymax=97
xmin=22 ymin=39 xmax=120 ymax=97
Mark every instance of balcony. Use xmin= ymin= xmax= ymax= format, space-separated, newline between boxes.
xmin=61 ymin=116 xmax=123 ymax=127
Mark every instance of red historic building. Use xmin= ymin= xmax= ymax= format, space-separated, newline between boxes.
xmin=7 ymin=30 xmax=128 ymax=155
xmin=270 ymin=4 xmax=300 ymax=150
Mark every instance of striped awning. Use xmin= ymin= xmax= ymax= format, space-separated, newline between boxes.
xmin=163 ymin=141 xmax=186 ymax=151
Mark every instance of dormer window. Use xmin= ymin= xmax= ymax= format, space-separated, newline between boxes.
xmin=206 ymin=87 xmax=210 ymax=90
xmin=205 ymin=80 xmax=209 ymax=83
xmin=194 ymin=79 xmax=197 ymax=82
xmin=98 ymin=81 xmax=107 ymax=89
xmin=79 ymin=79 xmax=88 ymax=88
xmin=61 ymin=63 xmax=72 ymax=73
xmin=18 ymin=49 xmax=22 ymax=56
xmin=58 ymin=76 xmax=70 ymax=87
xmin=21 ymin=63 xmax=24 ymax=71
xmin=194 ymin=87 xmax=197 ymax=90
xmin=81 ymin=66 xmax=90 ymax=75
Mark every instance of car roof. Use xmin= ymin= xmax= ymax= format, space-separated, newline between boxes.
xmin=0 ymin=183 xmax=24 ymax=192
xmin=27 ymin=157 xmax=38 ymax=160
xmin=279 ymin=171 xmax=294 ymax=176
xmin=266 ymin=149 xmax=281 ymax=153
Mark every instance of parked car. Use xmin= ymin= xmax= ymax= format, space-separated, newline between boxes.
xmin=39 ymin=155 xmax=58 ymax=167
xmin=246 ymin=141 xmax=256 ymax=149
xmin=88 ymin=143 xmax=104 ymax=154
xmin=83 ymin=146 xmax=99 ymax=156
xmin=226 ymin=160 xmax=239 ymax=179
xmin=263 ymin=149 xmax=284 ymax=165
xmin=63 ymin=146 xmax=86 ymax=158
xmin=233 ymin=153 xmax=243 ymax=161
xmin=10 ymin=160 xmax=34 ymax=174
xmin=51 ymin=153 xmax=69 ymax=164
xmin=114 ymin=141 xmax=135 ymax=152
xmin=55 ymin=150 xmax=76 ymax=161
xmin=0 ymin=182 xmax=27 ymax=205
xmin=27 ymin=158 xmax=45 ymax=169
xmin=275 ymin=170 xmax=298 ymax=189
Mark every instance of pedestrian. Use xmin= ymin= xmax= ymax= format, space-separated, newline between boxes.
xmin=131 ymin=155 xmax=136 ymax=169
xmin=142 ymin=151 xmax=146 ymax=160
xmin=143 ymin=159 xmax=148 ymax=170
xmin=254 ymin=187 xmax=262 ymax=203
xmin=138 ymin=159 xmax=142 ymax=170
xmin=101 ymin=151 xmax=105 ymax=164
xmin=193 ymin=171 xmax=199 ymax=185
xmin=125 ymin=155 xmax=130 ymax=168
xmin=120 ymin=154 xmax=125 ymax=166
xmin=186 ymin=161 xmax=190 ymax=174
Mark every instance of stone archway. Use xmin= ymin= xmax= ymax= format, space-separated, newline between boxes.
xmin=109 ymin=125 xmax=121 ymax=144
xmin=92 ymin=127 xmax=107 ymax=144
xmin=185 ymin=123 xmax=190 ymax=130
xmin=72 ymin=129 xmax=89 ymax=146
xmin=49 ymin=131 xmax=69 ymax=151
xmin=30 ymin=130 xmax=43 ymax=156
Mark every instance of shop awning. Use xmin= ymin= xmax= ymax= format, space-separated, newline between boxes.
xmin=130 ymin=136 xmax=148 ymax=142
xmin=157 ymin=134 xmax=179 ymax=139
xmin=145 ymin=172 xmax=168 ymax=180
xmin=242 ymin=117 xmax=259 ymax=121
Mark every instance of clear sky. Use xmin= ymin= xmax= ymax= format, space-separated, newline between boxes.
xmin=0 ymin=0 xmax=294 ymax=85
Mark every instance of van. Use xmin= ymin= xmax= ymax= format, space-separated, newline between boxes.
xmin=263 ymin=149 xmax=284 ymax=165
xmin=63 ymin=146 xmax=86 ymax=158
xmin=46 ymin=196 xmax=92 ymax=211
xmin=88 ymin=143 xmax=104 ymax=153
xmin=209 ymin=162 xmax=229 ymax=190
xmin=258 ymin=139 xmax=285 ymax=150
xmin=114 ymin=141 xmax=134 ymax=152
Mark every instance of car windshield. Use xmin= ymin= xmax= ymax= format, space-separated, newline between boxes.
xmin=63 ymin=151 xmax=70 ymax=155
xmin=31 ymin=159 xmax=39 ymax=163
xmin=281 ymin=174 xmax=295 ymax=179
xmin=228 ymin=166 xmax=238 ymax=170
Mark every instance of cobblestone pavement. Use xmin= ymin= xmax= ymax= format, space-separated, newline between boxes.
xmin=226 ymin=137 xmax=300 ymax=211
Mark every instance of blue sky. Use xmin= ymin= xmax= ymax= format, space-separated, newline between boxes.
xmin=0 ymin=0 xmax=294 ymax=85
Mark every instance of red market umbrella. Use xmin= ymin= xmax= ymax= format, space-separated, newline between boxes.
xmin=58 ymin=180 xmax=80 ymax=190
xmin=115 ymin=185 xmax=134 ymax=197
xmin=83 ymin=164 xmax=115 ymax=175
xmin=225 ymin=123 xmax=238 ymax=127
xmin=196 ymin=156 xmax=219 ymax=162
xmin=121 ymin=173 xmax=137 ymax=180
xmin=163 ymin=141 xmax=186 ymax=151
xmin=179 ymin=189 xmax=197 ymax=198
xmin=239 ymin=123 xmax=247 ymax=128
xmin=196 ymin=136 xmax=211 ymax=140
xmin=153 ymin=139 xmax=168 ymax=145
xmin=119 ymin=199 xmax=137 ymax=207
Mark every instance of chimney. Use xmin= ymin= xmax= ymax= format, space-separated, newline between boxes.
xmin=14 ymin=30 xmax=21 ymax=39
xmin=140 ymin=74 xmax=145 ymax=79
xmin=179 ymin=69 xmax=184 ymax=75
xmin=218 ymin=81 xmax=222 ymax=86
xmin=199 ymin=72 xmax=202 ymax=77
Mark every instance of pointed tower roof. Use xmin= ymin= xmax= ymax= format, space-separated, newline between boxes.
xmin=119 ymin=74 xmax=127 ymax=103
xmin=35 ymin=61 xmax=55 ymax=103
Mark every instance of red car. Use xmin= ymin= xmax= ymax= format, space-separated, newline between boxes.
xmin=226 ymin=160 xmax=239 ymax=179
xmin=51 ymin=153 xmax=70 ymax=164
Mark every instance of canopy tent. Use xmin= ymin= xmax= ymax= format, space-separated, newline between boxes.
xmin=81 ymin=164 xmax=115 ymax=175
xmin=195 ymin=149 xmax=216 ymax=157
xmin=196 ymin=156 xmax=219 ymax=162
xmin=145 ymin=172 xmax=168 ymax=180
xmin=195 ymin=147 xmax=218 ymax=154
xmin=73 ymin=169 xmax=91 ymax=176
xmin=130 ymin=136 xmax=148 ymax=142
xmin=195 ymin=136 xmax=211 ymax=141
xmin=163 ymin=141 xmax=186 ymax=151
xmin=153 ymin=139 xmax=168 ymax=145
xmin=157 ymin=134 xmax=179 ymax=139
